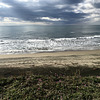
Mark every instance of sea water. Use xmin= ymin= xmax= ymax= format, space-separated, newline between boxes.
xmin=0 ymin=25 xmax=100 ymax=54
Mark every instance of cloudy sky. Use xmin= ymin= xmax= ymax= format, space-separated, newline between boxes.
xmin=0 ymin=0 xmax=100 ymax=25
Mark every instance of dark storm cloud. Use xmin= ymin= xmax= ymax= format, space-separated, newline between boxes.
xmin=1 ymin=0 xmax=38 ymax=21
xmin=0 ymin=0 xmax=88 ymax=24
xmin=0 ymin=8 xmax=12 ymax=17
xmin=94 ymin=3 xmax=100 ymax=8
xmin=63 ymin=0 xmax=84 ymax=4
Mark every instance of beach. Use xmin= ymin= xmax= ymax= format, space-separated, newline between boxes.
xmin=0 ymin=50 xmax=100 ymax=99
xmin=1 ymin=1 xmax=100 ymax=99
xmin=0 ymin=50 xmax=100 ymax=68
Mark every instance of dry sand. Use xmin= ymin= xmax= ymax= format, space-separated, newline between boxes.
xmin=0 ymin=50 xmax=100 ymax=68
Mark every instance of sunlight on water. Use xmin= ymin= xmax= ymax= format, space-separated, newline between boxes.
xmin=0 ymin=25 xmax=100 ymax=54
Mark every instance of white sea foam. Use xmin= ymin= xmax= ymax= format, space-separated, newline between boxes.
xmin=0 ymin=35 xmax=100 ymax=54
xmin=94 ymin=35 xmax=100 ymax=38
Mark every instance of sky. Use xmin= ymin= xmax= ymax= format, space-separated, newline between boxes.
xmin=0 ymin=0 xmax=100 ymax=25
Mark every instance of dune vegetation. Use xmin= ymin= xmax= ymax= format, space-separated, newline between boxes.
xmin=0 ymin=66 xmax=100 ymax=100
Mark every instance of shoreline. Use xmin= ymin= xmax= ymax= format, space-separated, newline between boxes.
xmin=0 ymin=50 xmax=100 ymax=68
xmin=0 ymin=49 xmax=100 ymax=59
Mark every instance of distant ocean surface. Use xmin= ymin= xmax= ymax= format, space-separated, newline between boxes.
xmin=0 ymin=25 xmax=100 ymax=54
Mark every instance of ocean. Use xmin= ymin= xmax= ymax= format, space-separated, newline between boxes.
xmin=0 ymin=25 xmax=100 ymax=54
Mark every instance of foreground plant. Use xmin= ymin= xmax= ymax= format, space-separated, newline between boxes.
xmin=0 ymin=72 xmax=100 ymax=100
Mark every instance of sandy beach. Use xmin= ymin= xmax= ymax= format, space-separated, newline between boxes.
xmin=0 ymin=50 xmax=100 ymax=99
xmin=0 ymin=50 xmax=100 ymax=68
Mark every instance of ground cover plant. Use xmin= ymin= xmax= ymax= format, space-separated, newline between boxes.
xmin=0 ymin=66 xmax=100 ymax=100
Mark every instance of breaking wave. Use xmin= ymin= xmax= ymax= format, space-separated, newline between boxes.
xmin=0 ymin=35 xmax=100 ymax=54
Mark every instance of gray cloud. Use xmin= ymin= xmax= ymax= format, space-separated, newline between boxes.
xmin=94 ymin=3 xmax=100 ymax=8
xmin=63 ymin=0 xmax=84 ymax=4
xmin=0 ymin=0 xmax=94 ymax=24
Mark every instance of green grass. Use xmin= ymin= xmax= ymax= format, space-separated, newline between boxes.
xmin=0 ymin=66 xmax=100 ymax=100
